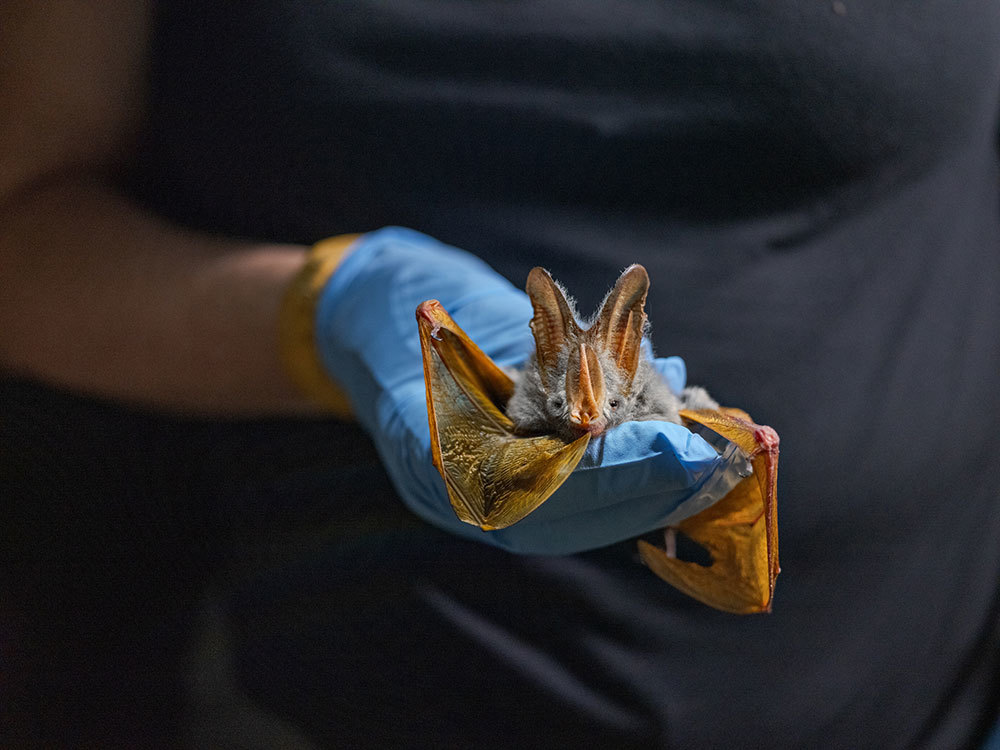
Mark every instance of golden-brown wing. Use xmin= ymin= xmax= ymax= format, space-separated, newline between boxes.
xmin=638 ymin=408 xmax=780 ymax=614
xmin=416 ymin=300 xmax=590 ymax=529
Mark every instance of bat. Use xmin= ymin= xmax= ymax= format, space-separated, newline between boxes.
xmin=416 ymin=265 xmax=779 ymax=613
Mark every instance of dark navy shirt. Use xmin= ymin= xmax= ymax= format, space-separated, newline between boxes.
xmin=4 ymin=1 xmax=999 ymax=747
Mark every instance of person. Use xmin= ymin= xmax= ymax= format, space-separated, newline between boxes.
xmin=2 ymin=1 xmax=998 ymax=747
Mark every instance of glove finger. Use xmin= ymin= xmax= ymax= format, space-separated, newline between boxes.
xmin=651 ymin=356 xmax=687 ymax=394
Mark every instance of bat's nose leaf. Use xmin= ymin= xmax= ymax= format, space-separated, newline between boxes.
xmin=567 ymin=342 xmax=605 ymax=427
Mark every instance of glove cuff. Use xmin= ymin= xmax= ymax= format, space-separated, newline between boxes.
xmin=279 ymin=234 xmax=360 ymax=418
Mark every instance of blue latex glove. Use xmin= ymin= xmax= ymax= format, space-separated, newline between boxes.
xmin=315 ymin=227 xmax=740 ymax=555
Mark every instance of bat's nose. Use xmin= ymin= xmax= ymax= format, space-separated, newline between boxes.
xmin=567 ymin=342 xmax=605 ymax=431
xmin=569 ymin=400 xmax=603 ymax=431
xmin=569 ymin=410 xmax=600 ymax=427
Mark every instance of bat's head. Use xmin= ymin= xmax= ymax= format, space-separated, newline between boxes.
xmin=525 ymin=265 xmax=650 ymax=439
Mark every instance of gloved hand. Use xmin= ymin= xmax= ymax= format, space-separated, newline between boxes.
xmin=314 ymin=227 xmax=737 ymax=555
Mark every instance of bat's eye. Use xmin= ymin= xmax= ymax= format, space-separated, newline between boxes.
xmin=609 ymin=398 xmax=621 ymax=410
xmin=550 ymin=397 xmax=564 ymax=410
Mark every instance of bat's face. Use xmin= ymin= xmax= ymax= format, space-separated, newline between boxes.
xmin=519 ymin=265 xmax=651 ymax=440
xmin=558 ymin=341 xmax=635 ymax=438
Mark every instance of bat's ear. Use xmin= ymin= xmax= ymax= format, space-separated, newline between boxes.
xmin=593 ymin=264 xmax=649 ymax=381
xmin=526 ymin=267 xmax=579 ymax=376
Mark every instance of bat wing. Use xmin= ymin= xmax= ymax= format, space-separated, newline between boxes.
xmin=416 ymin=300 xmax=590 ymax=529
xmin=638 ymin=408 xmax=780 ymax=614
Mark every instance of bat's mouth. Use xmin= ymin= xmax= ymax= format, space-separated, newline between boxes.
xmin=569 ymin=419 xmax=607 ymax=437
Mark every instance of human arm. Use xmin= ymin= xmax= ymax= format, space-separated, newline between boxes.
xmin=0 ymin=0 xmax=317 ymax=416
